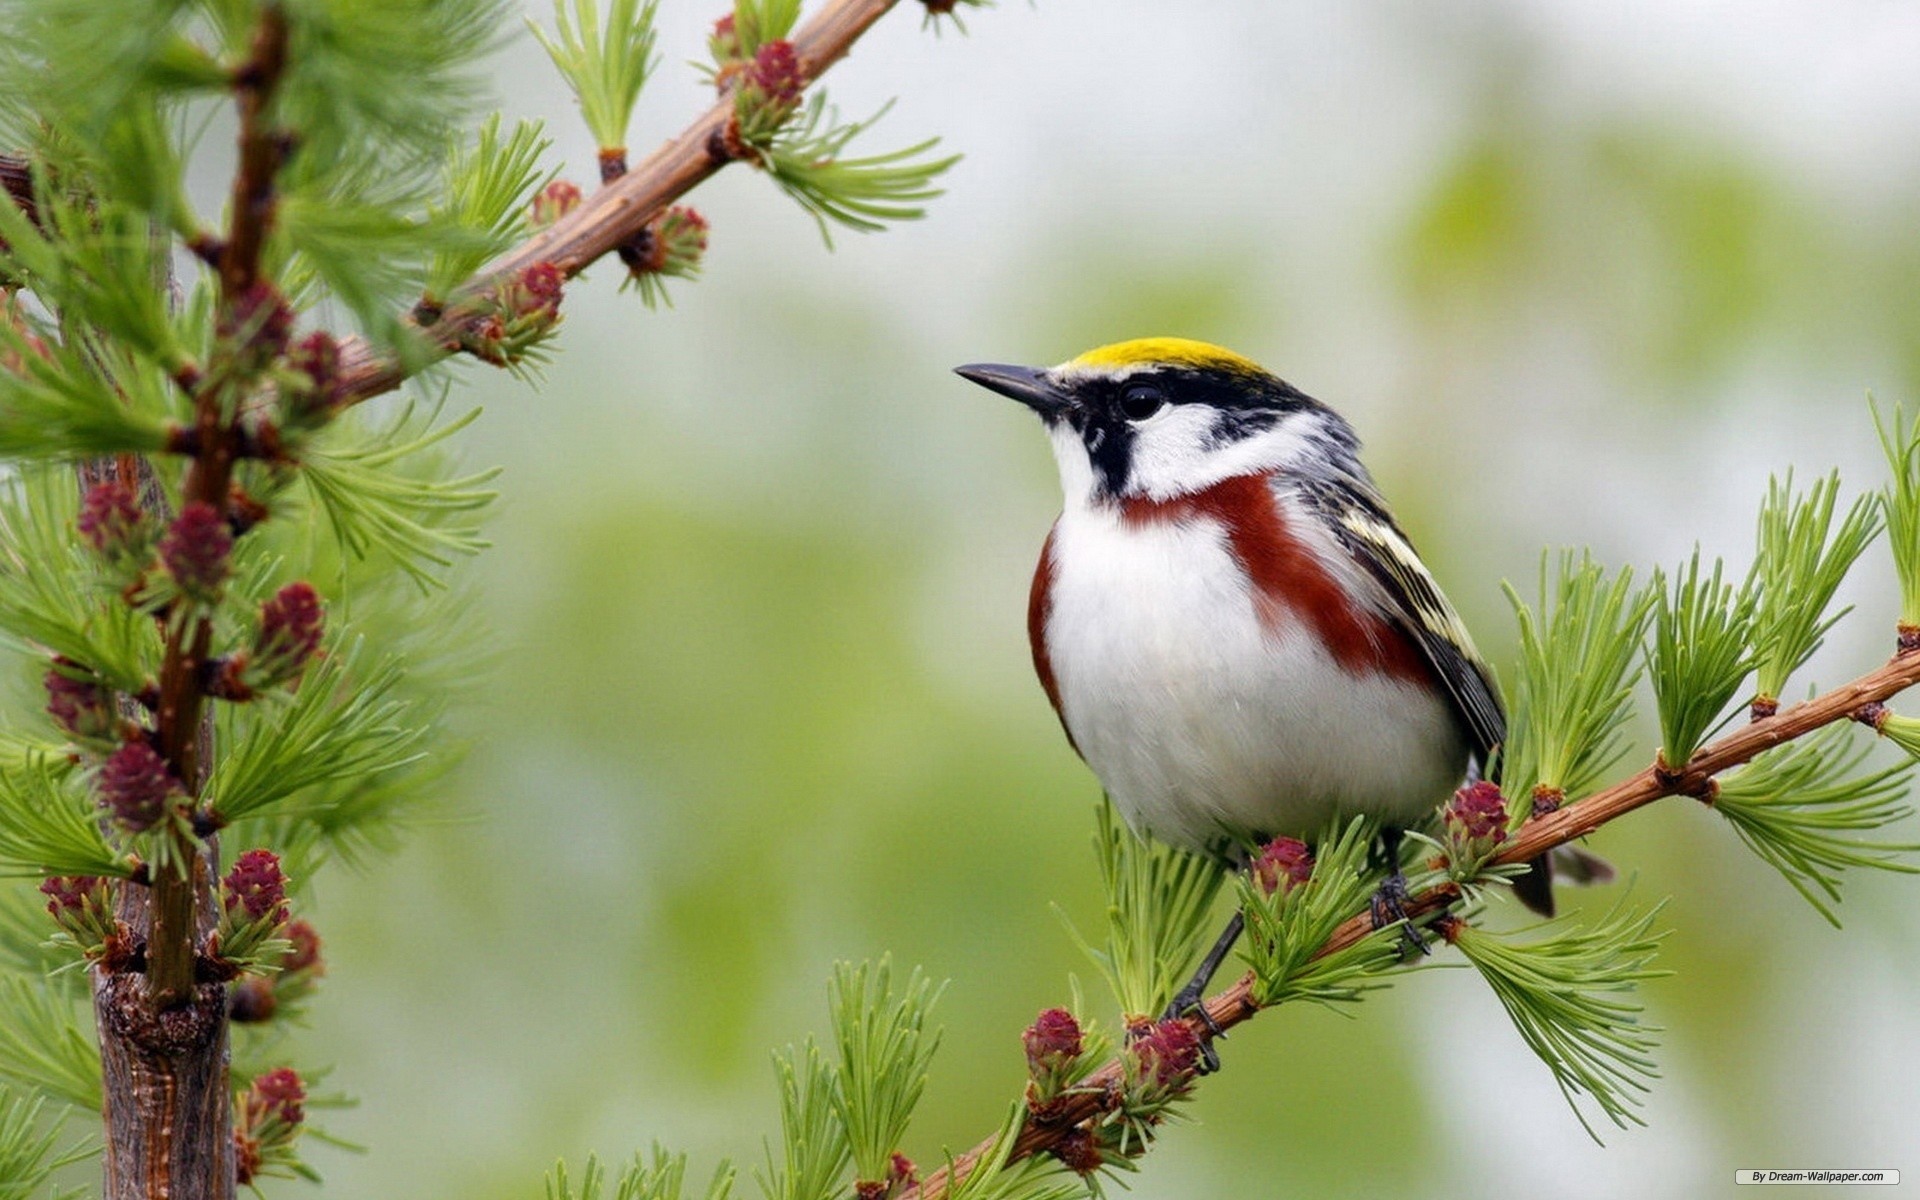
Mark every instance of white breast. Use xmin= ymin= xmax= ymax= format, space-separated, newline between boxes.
xmin=1042 ymin=502 xmax=1467 ymax=856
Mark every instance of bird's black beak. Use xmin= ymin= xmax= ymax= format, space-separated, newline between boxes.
xmin=954 ymin=363 xmax=1072 ymax=420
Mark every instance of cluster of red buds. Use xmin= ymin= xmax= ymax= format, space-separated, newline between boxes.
xmin=45 ymin=657 xmax=118 ymax=749
xmin=159 ymin=501 xmax=234 ymax=607
xmin=275 ymin=330 xmax=345 ymax=434
xmin=234 ymin=1067 xmax=307 ymax=1186
xmin=213 ymin=849 xmax=292 ymax=969
xmin=1443 ymin=780 xmax=1511 ymax=875
xmin=78 ymin=479 xmax=158 ymax=582
xmin=460 ymin=261 xmax=565 ymax=366
xmin=97 ymin=741 xmax=184 ymax=834
xmin=622 ymin=206 xmax=710 ymax=303
xmin=78 ymin=477 xmax=257 ymax=616
xmin=39 ymin=875 xmax=121 ymax=960
xmin=1127 ymin=1018 xmax=1201 ymax=1098
xmin=726 ymin=39 xmax=806 ymax=155
xmin=1251 ymin=836 xmax=1315 ymax=897
xmin=231 ymin=918 xmax=326 ymax=1024
xmin=529 ymin=179 xmax=582 ymax=228
xmin=209 ymin=581 xmax=326 ymax=700
xmin=1021 ymin=1006 xmax=1087 ymax=1119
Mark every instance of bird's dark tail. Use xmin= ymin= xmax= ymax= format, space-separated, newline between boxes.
xmin=1511 ymin=845 xmax=1616 ymax=916
xmin=1512 ymin=853 xmax=1555 ymax=916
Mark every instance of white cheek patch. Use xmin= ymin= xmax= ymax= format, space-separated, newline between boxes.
xmin=1047 ymin=422 xmax=1096 ymax=507
xmin=1126 ymin=410 xmax=1328 ymax=501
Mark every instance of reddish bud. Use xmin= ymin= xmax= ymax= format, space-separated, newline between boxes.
xmin=654 ymin=207 xmax=710 ymax=272
xmin=39 ymin=875 xmax=102 ymax=916
xmin=1252 ymin=836 xmax=1314 ymax=896
xmin=252 ymin=582 xmax=324 ymax=686
xmin=78 ymin=480 xmax=149 ymax=559
xmin=159 ymin=502 xmax=232 ymax=601
xmin=281 ymin=919 xmax=324 ymax=975
xmin=888 ymin=1153 xmax=917 ymax=1187
xmin=517 ymin=261 xmax=564 ymax=319
xmin=530 ymin=180 xmax=582 ymax=227
xmin=45 ymin=659 xmax=114 ymax=743
xmin=283 ymin=330 xmax=342 ymax=425
xmin=220 ymin=281 xmax=295 ymax=365
xmin=1023 ymin=1007 xmax=1083 ymax=1077
xmin=710 ymin=13 xmax=739 ymax=58
xmin=1131 ymin=1018 xmax=1201 ymax=1089
xmin=745 ymin=40 xmax=804 ymax=107
xmin=229 ymin=977 xmax=277 ymax=1024
xmin=98 ymin=741 xmax=180 ymax=832
xmin=1051 ymin=1127 xmax=1103 ymax=1176
xmin=289 ymin=330 xmax=338 ymax=391
xmin=246 ymin=1067 xmax=305 ymax=1128
xmin=223 ymin=849 xmax=288 ymax=923
xmin=1447 ymin=780 xmax=1509 ymax=845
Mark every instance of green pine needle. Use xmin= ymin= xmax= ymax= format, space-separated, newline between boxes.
xmin=0 ymin=320 xmax=174 ymax=463
xmin=425 ymin=114 xmax=554 ymax=302
xmin=529 ymin=0 xmax=660 ymax=152
xmin=0 ymin=467 xmax=163 ymax=693
xmin=732 ymin=0 xmax=803 ymax=57
xmin=1749 ymin=470 xmax=1881 ymax=704
xmin=277 ymin=0 xmax=514 ymax=171
xmin=1449 ymin=901 xmax=1670 ymax=1143
xmin=1715 ymin=724 xmax=1920 ymax=927
xmin=828 ymin=959 xmax=944 ymax=1186
xmin=1498 ymin=552 xmax=1653 ymax=809
xmin=757 ymin=1040 xmax=851 ymax=1200
xmin=276 ymin=191 xmax=447 ymax=342
xmin=1646 ymin=550 xmax=1756 ymax=769
xmin=1871 ymin=397 xmax=1920 ymax=629
xmin=1057 ymin=799 xmax=1227 ymax=1022
xmin=206 ymin=637 xmax=428 ymax=824
xmin=0 ymin=188 xmax=188 ymax=374
xmin=297 ymin=400 xmax=499 ymax=589
xmin=546 ymin=1148 xmax=735 ymax=1200
xmin=938 ymin=1102 xmax=1085 ymax=1200
xmin=766 ymin=96 xmax=959 ymax=246
xmin=0 ymin=977 xmax=102 ymax=1113
xmin=0 ymin=1084 xmax=92 ymax=1200
xmin=1236 ymin=817 xmax=1404 ymax=1009
xmin=0 ymin=756 xmax=134 ymax=880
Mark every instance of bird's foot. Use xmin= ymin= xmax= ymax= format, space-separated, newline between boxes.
xmin=1369 ymin=869 xmax=1431 ymax=958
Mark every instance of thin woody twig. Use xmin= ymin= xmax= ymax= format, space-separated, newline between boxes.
xmin=147 ymin=0 xmax=292 ymax=1013
xmin=902 ymin=647 xmax=1920 ymax=1200
xmin=330 ymin=0 xmax=903 ymax=407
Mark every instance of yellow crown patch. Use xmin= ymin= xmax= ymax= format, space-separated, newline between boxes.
xmin=1066 ymin=337 xmax=1268 ymax=377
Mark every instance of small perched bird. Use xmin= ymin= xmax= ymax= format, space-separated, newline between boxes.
xmin=958 ymin=338 xmax=1554 ymax=1021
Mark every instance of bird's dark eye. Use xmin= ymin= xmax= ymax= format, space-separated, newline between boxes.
xmin=1120 ymin=384 xmax=1167 ymax=422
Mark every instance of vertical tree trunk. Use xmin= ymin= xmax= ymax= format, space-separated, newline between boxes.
xmin=92 ymin=862 xmax=234 ymax=1200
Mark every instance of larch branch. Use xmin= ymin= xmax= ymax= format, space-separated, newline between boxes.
xmin=331 ymin=0 xmax=904 ymax=408
xmin=902 ymin=646 xmax=1920 ymax=1200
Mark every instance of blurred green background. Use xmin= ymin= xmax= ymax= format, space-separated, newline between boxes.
xmin=293 ymin=3 xmax=1919 ymax=1198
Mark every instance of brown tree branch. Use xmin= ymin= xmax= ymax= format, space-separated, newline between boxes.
xmin=147 ymin=2 xmax=292 ymax=1015
xmin=0 ymin=153 xmax=33 ymax=226
xmin=330 ymin=0 xmax=904 ymax=407
xmin=903 ymin=646 xmax=1920 ymax=1200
